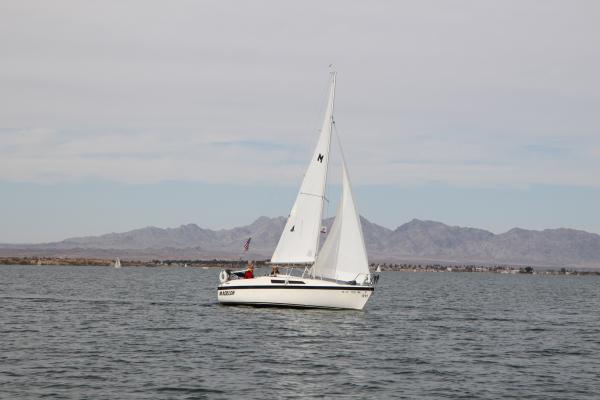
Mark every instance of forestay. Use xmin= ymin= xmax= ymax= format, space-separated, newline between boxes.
xmin=270 ymin=73 xmax=336 ymax=264
xmin=313 ymin=159 xmax=370 ymax=282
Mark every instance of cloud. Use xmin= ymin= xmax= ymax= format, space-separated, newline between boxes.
xmin=0 ymin=127 xmax=598 ymax=188
xmin=0 ymin=1 xmax=599 ymax=187
xmin=0 ymin=128 xmax=309 ymax=184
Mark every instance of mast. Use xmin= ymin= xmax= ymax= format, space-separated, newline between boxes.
xmin=315 ymin=70 xmax=336 ymax=257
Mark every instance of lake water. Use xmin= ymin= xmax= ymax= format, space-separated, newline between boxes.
xmin=1 ymin=265 xmax=599 ymax=399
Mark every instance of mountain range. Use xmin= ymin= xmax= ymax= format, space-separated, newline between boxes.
xmin=1 ymin=217 xmax=599 ymax=267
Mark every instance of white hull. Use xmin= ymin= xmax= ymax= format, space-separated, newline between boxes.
xmin=217 ymin=275 xmax=373 ymax=310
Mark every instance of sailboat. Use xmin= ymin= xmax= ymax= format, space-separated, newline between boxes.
xmin=113 ymin=258 xmax=121 ymax=269
xmin=217 ymin=71 xmax=376 ymax=310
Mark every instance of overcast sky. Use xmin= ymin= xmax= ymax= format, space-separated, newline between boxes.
xmin=1 ymin=1 xmax=599 ymax=242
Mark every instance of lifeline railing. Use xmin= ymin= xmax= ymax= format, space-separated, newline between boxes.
xmin=271 ymin=266 xmax=378 ymax=286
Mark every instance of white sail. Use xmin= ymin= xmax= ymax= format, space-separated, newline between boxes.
xmin=271 ymin=73 xmax=336 ymax=264
xmin=313 ymin=159 xmax=370 ymax=282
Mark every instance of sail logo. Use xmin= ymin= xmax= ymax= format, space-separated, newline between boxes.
xmin=317 ymin=153 xmax=324 ymax=163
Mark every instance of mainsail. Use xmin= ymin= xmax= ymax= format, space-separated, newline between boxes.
xmin=270 ymin=73 xmax=336 ymax=264
xmin=313 ymin=156 xmax=370 ymax=282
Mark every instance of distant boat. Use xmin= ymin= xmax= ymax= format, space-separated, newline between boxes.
xmin=376 ymin=265 xmax=382 ymax=272
xmin=113 ymin=258 xmax=121 ymax=269
xmin=217 ymin=71 xmax=377 ymax=310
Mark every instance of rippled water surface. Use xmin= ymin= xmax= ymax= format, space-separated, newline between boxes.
xmin=1 ymin=265 xmax=599 ymax=399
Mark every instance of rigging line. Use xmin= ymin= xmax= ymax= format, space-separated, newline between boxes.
xmin=323 ymin=71 xmax=336 ymax=232
xmin=333 ymin=122 xmax=350 ymax=174
xmin=332 ymin=122 xmax=341 ymax=158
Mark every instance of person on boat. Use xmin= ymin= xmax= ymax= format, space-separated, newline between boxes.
xmin=270 ymin=265 xmax=280 ymax=276
xmin=244 ymin=262 xmax=254 ymax=279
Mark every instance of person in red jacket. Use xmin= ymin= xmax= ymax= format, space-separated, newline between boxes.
xmin=244 ymin=262 xmax=254 ymax=279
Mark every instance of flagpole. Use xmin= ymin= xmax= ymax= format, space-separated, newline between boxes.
xmin=240 ymin=237 xmax=252 ymax=268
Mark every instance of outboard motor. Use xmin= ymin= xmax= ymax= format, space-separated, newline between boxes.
xmin=370 ymin=273 xmax=380 ymax=285
xmin=219 ymin=269 xmax=230 ymax=283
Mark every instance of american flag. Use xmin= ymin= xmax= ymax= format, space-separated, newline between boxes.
xmin=243 ymin=237 xmax=251 ymax=252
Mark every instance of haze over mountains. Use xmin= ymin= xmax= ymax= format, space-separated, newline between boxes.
xmin=1 ymin=217 xmax=599 ymax=267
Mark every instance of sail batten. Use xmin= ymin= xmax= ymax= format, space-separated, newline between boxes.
xmin=270 ymin=72 xmax=336 ymax=264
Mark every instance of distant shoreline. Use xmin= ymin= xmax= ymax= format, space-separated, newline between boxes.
xmin=0 ymin=257 xmax=248 ymax=269
xmin=2 ymin=257 xmax=599 ymax=276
